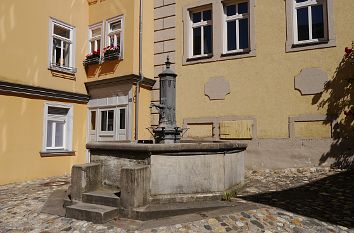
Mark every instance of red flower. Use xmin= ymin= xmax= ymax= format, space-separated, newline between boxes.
xmin=345 ymin=47 xmax=352 ymax=55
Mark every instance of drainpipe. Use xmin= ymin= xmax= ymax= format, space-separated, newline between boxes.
xmin=135 ymin=0 xmax=144 ymax=141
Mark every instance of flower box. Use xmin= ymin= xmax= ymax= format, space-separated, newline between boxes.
xmin=103 ymin=46 xmax=120 ymax=61
xmin=83 ymin=52 xmax=100 ymax=66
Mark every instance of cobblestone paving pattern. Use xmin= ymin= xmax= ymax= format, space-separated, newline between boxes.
xmin=0 ymin=167 xmax=352 ymax=233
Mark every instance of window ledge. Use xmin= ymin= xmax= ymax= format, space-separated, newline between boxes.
xmin=186 ymin=54 xmax=213 ymax=62
xmin=286 ymin=39 xmax=336 ymax=53
xmin=48 ymin=65 xmax=77 ymax=75
xmin=220 ymin=49 xmax=256 ymax=60
xmin=40 ymin=150 xmax=76 ymax=157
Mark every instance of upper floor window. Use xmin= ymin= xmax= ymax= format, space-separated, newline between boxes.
xmin=49 ymin=18 xmax=76 ymax=73
xmin=285 ymin=0 xmax=335 ymax=52
xmin=294 ymin=0 xmax=326 ymax=44
xmin=224 ymin=1 xmax=249 ymax=53
xmin=182 ymin=0 xmax=256 ymax=65
xmin=190 ymin=8 xmax=213 ymax=58
xmin=89 ymin=23 xmax=102 ymax=54
xmin=105 ymin=16 xmax=123 ymax=59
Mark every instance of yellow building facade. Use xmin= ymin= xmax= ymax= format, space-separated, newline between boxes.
xmin=152 ymin=0 xmax=354 ymax=168
xmin=1 ymin=0 xmax=353 ymax=184
xmin=0 ymin=0 xmax=154 ymax=185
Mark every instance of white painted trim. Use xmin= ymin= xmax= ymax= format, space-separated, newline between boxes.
xmin=222 ymin=1 xmax=250 ymax=53
xmin=290 ymin=0 xmax=329 ymax=46
xmin=48 ymin=17 xmax=76 ymax=71
xmin=105 ymin=15 xmax=124 ymax=59
xmin=189 ymin=8 xmax=213 ymax=57
xmin=88 ymin=22 xmax=103 ymax=55
xmin=42 ymin=102 xmax=73 ymax=152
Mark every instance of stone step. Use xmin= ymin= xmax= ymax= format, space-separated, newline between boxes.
xmin=82 ymin=190 xmax=121 ymax=207
xmin=125 ymin=200 xmax=237 ymax=220
xmin=66 ymin=202 xmax=118 ymax=224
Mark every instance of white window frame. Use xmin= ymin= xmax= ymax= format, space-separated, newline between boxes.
xmin=293 ymin=0 xmax=328 ymax=45
xmin=89 ymin=22 xmax=103 ymax=55
xmin=43 ymin=103 xmax=73 ymax=152
xmin=99 ymin=108 xmax=116 ymax=134
xmin=189 ymin=7 xmax=213 ymax=59
xmin=48 ymin=18 xmax=76 ymax=73
xmin=105 ymin=16 xmax=124 ymax=59
xmin=223 ymin=1 xmax=250 ymax=54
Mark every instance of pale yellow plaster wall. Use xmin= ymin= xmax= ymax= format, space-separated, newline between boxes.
xmin=0 ymin=95 xmax=87 ymax=185
xmin=131 ymin=85 xmax=153 ymax=140
xmin=87 ymin=0 xmax=154 ymax=80
xmin=175 ymin=0 xmax=354 ymax=139
xmin=0 ymin=0 xmax=89 ymax=94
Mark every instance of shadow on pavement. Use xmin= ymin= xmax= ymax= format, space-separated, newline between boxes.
xmin=240 ymin=170 xmax=354 ymax=228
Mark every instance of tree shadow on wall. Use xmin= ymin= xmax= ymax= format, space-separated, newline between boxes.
xmin=312 ymin=56 xmax=354 ymax=169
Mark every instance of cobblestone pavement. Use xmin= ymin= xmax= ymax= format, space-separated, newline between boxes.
xmin=0 ymin=167 xmax=353 ymax=233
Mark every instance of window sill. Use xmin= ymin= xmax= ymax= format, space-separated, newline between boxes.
xmin=40 ymin=150 xmax=76 ymax=157
xmin=286 ymin=39 xmax=336 ymax=53
xmin=220 ymin=49 xmax=256 ymax=60
xmin=183 ymin=50 xmax=256 ymax=66
xmin=48 ymin=65 xmax=77 ymax=75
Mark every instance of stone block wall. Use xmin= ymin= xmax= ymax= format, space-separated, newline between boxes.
xmin=152 ymin=0 xmax=176 ymax=126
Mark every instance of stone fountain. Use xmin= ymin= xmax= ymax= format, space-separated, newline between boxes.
xmin=64 ymin=59 xmax=247 ymax=223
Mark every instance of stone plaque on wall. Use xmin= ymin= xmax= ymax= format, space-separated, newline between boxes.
xmin=295 ymin=68 xmax=328 ymax=95
xmin=204 ymin=77 xmax=230 ymax=100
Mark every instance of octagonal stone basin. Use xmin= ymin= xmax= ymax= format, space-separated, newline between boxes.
xmin=86 ymin=141 xmax=247 ymax=200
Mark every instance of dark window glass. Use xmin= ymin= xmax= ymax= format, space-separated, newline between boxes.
xmin=239 ymin=18 xmax=249 ymax=49
xmin=203 ymin=25 xmax=212 ymax=54
xmin=226 ymin=5 xmax=236 ymax=16
xmin=47 ymin=121 xmax=53 ymax=147
xmin=312 ymin=5 xmax=324 ymax=39
xmin=227 ymin=21 xmax=236 ymax=51
xmin=101 ymin=111 xmax=107 ymax=131
xmin=297 ymin=7 xmax=309 ymax=41
xmin=53 ymin=38 xmax=61 ymax=65
xmin=238 ymin=2 xmax=248 ymax=14
xmin=107 ymin=110 xmax=114 ymax=131
xmin=120 ymin=109 xmax=126 ymax=130
xmin=193 ymin=27 xmax=201 ymax=55
xmin=55 ymin=122 xmax=64 ymax=147
xmin=91 ymin=111 xmax=96 ymax=130
xmin=203 ymin=10 xmax=212 ymax=21
xmin=48 ymin=107 xmax=69 ymax=115
xmin=296 ymin=0 xmax=308 ymax=3
xmin=192 ymin=12 xmax=201 ymax=23
xmin=54 ymin=25 xmax=70 ymax=39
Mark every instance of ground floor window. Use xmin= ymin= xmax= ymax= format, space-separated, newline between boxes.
xmin=89 ymin=106 xmax=128 ymax=142
xmin=43 ymin=103 xmax=73 ymax=151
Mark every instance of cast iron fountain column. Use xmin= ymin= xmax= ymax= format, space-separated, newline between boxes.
xmin=152 ymin=57 xmax=182 ymax=144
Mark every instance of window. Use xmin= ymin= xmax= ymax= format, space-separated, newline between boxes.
xmin=224 ymin=1 xmax=249 ymax=53
xmin=105 ymin=16 xmax=123 ymax=58
xmin=294 ymin=0 xmax=326 ymax=44
xmin=190 ymin=8 xmax=213 ymax=58
xmin=100 ymin=109 xmax=114 ymax=132
xmin=286 ymin=0 xmax=335 ymax=52
xmin=49 ymin=18 xmax=76 ymax=73
xmin=43 ymin=103 xmax=73 ymax=152
xmin=182 ymin=0 xmax=256 ymax=64
xmin=89 ymin=23 xmax=102 ymax=54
